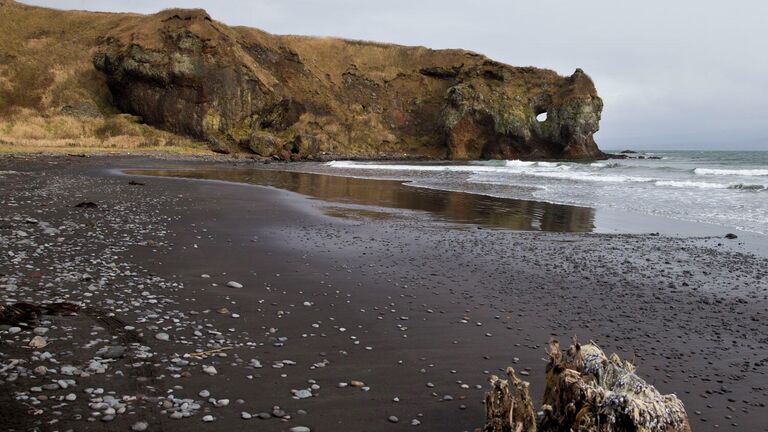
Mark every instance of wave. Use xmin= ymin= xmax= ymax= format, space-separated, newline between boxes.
xmin=694 ymin=168 xmax=768 ymax=176
xmin=504 ymin=160 xmax=536 ymax=167
xmin=515 ymin=171 xmax=651 ymax=183
xmin=504 ymin=160 xmax=566 ymax=169
xmin=650 ymin=180 xmax=766 ymax=190
xmin=328 ymin=161 xmax=766 ymax=190
xmin=327 ymin=161 xmax=492 ymax=173
xmin=590 ymin=162 xmax=622 ymax=168
xmin=329 ymin=160 xmax=651 ymax=183
xmin=654 ymin=180 xmax=729 ymax=189
xmin=328 ymin=160 xmax=572 ymax=173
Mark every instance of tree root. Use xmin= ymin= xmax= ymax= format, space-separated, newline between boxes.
xmin=483 ymin=338 xmax=691 ymax=432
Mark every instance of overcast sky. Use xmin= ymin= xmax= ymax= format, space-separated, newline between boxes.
xmin=23 ymin=0 xmax=768 ymax=150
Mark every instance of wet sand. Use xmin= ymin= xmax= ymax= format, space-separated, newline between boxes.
xmin=1 ymin=155 xmax=767 ymax=432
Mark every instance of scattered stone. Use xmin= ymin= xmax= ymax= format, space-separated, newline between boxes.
xmin=28 ymin=335 xmax=48 ymax=348
xmin=60 ymin=365 xmax=79 ymax=376
xmin=292 ymin=389 xmax=312 ymax=399
xmin=97 ymin=345 xmax=126 ymax=359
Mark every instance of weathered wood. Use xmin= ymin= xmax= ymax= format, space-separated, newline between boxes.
xmin=483 ymin=338 xmax=691 ymax=432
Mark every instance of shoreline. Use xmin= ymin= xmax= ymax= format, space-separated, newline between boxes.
xmin=121 ymin=161 xmax=768 ymax=257
xmin=1 ymin=154 xmax=767 ymax=432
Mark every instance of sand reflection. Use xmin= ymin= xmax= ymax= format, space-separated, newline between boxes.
xmin=127 ymin=168 xmax=595 ymax=232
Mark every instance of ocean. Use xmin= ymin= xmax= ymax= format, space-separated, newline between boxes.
xmin=326 ymin=151 xmax=768 ymax=235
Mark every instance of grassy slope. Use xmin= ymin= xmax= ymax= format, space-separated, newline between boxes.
xmin=0 ymin=1 xmax=573 ymax=157
xmin=0 ymin=0 xmax=209 ymax=154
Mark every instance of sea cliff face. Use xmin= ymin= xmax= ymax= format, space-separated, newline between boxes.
xmin=93 ymin=9 xmax=604 ymax=160
xmin=0 ymin=0 xmax=602 ymax=159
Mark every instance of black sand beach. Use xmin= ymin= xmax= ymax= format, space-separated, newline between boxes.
xmin=1 ymin=155 xmax=767 ymax=432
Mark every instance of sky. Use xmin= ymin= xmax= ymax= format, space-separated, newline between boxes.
xmin=23 ymin=0 xmax=768 ymax=150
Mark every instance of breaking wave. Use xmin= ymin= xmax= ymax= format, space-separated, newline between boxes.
xmin=590 ymin=162 xmax=622 ymax=168
xmin=694 ymin=168 xmax=768 ymax=176
xmin=654 ymin=180 xmax=729 ymax=189
xmin=328 ymin=160 xmax=767 ymax=189
xmin=326 ymin=153 xmax=768 ymax=235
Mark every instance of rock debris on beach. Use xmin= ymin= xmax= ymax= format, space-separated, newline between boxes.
xmin=0 ymin=155 xmax=766 ymax=432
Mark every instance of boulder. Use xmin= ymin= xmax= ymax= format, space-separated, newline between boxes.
xmin=248 ymin=131 xmax=279 ymax=157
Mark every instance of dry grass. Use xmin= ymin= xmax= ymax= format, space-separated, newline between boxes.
xmin=0 ymin=2 xmax=123 ymax=116
xmin=1 ymin=1 xmax=582 ymax=158
xmin=0 ymin=141 xmax=211 ymax=155
xmin=0 ymin=109 xmax=209 ymax=155
xmin=0 ymin=1 xmax=207 ymax=154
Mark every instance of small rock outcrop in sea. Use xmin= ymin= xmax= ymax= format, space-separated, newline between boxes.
xmin=93 ymin=8 xmax=604 ymax=160
xmin=484 ymin=338 xmax=691 ymax=432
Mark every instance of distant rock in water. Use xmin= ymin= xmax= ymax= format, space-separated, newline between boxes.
xmin=92 ymin=8 xmax=604 ymax=160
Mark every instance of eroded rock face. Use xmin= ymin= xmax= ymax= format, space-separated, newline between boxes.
xmin=94 ymin=8 xmax=604 ymax=160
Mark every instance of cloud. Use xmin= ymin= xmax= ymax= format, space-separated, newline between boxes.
xmin=21 ymin=0 xmax=768 ymax=149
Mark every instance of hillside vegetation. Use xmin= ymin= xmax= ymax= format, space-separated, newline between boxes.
xmin=0 ymin=0 xmax=205 ymax=153
xmin=0 ymin=1 xmax=603 ymax=159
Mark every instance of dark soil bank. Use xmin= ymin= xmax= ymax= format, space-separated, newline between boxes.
xmin=1 ymin=155 xmax=766 ymax=432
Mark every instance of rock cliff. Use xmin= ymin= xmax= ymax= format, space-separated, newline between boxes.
xmin=93 ymin=8 xmax=604 ymax=160
xmin=0 ymin=1 xmax=603 ymax=159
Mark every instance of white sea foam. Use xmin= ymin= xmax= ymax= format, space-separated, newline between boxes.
xmin=329 ymin=160 xmax=648 ymax=183
xmin=326 ymin=161 xmax=492 ymax=173
xmin=590 ymin=162 xmax=621 ymax=168
xmin=654 ymin=180 xmax=729 ymax=189
xmin=694 ymin=168 xmax=768 ymax=176
xmin=504 ymin=160 xmax=536 ymax=167
xmin=326 ymin=154 xmax=768 ymax=235
xmin=516 ymin=170 xmax=652 ymax=183
xmin=532 ymin=161 xmax=560 ymax=168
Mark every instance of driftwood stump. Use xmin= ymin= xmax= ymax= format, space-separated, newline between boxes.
xmin=484 ymin=338 xmax=691 ymax=432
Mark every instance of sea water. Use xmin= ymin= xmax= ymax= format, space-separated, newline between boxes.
xmin=326 ymin=151 xmax=768 ymax=235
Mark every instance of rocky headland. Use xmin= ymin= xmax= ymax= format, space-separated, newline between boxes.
xmin=2 ymin=1 xmax=604 ymax=160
